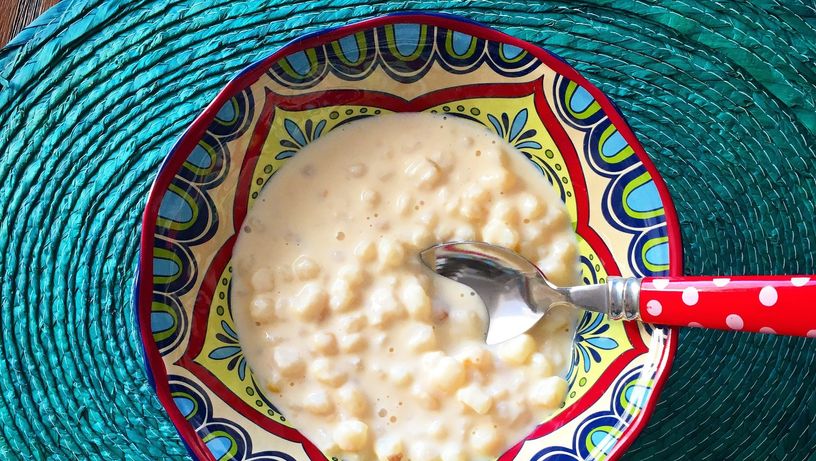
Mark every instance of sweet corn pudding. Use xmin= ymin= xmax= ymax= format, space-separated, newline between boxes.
xmin=232 ymin=113 xmax=579 ymax=460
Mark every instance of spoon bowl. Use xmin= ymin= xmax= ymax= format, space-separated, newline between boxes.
xmin=420 ymin=241 xmax=571 ymax=344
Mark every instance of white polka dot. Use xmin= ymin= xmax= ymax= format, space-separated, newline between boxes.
xmin=807 ymin=330 xmax=816 ymax=338
xmin=688 ymin=322 xmax=703 ymax=328
xmin=646 ymin=300 xmax=663 ymax=317
xmin=681 ymin=286 xmax=699 ymax=306
xmin=725 ymin=314 xmax=744 ymax=330
xmin=759 ymin=327 xmax=776 ymax=335
xmin=759 ymin=286 xmax=777 ymax=307
xmin=712 ymin=278 xmax=730 ymax=287
xmin=651 ymin=279 xmax=670 ymax=290
xmin=791 ymin=277 xmax=810 ymax=287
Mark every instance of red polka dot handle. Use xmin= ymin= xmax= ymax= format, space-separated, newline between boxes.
xmin=639 ymin=276 xmax=816 ymax=337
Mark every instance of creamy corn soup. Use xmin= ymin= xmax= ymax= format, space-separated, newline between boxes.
xmin=232 ymin=113 xmax=579 ymax=461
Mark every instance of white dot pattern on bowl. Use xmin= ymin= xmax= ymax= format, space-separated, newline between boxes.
xmin=712 ymin=278 xmax=730 ymax=287
xmin=759 ymin=327 xmax=776 ymax=335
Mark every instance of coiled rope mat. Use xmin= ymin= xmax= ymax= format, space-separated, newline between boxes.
xmin=1 ymin=1 xmax=814 ymax=460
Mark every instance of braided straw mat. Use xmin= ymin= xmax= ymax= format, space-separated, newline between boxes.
xmin=0 ymin=1 xmax=814 ymax=460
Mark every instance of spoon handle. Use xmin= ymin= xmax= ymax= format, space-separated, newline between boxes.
xmin=638 ymin=276 xmax=816 ymax=337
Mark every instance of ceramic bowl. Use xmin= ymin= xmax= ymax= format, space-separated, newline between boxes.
xmin=136 ymin=12 xmax=682 ymax=461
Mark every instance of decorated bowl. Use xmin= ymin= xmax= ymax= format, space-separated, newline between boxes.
xmin=136 ymin=12 xmax=682 ymax=461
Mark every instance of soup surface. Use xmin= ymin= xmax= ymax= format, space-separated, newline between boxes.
xmin=232 ymin=113 xmax=579 ymax=461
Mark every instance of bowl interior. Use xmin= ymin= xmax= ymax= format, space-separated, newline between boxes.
xmin=138 ymin=13 xmax=679 ymax=461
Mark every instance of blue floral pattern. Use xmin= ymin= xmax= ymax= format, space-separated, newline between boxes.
xmin=485 ymin=108 xmax=568 ymax=201
xmin=571 ymin=313 xmax=620 ymax=376
xmin=276 ymin=118 xmax=327 ymax=160
xmin=208 ymin=320 xmax=248 ymax=381
xmin=487 ymin=109 xmax=542 ymax=151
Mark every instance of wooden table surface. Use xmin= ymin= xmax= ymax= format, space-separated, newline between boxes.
xmin=1 ymin=0 xmax=60 ymax=46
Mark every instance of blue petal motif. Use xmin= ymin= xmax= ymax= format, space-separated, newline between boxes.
xmin=284 ymin=119 xmax=306 ymax=146
xmin=314 ymin=119 xmax=326 ymax=139
xmin=579 ymin=313 xmax=603 ymax=334
xmin=515 ymin=140 xmax=542 ymax=150
xmin=589 ymin=348 xmax=602 ymax=363
xmin=486 ymin=110 xmax=541 ymax=153
xmin=517 ymin=128 xmax=536 ymax=141
xmin=209 ymin=346 xmax=241 ymax=360
xmin=221 ymin=320 xmax=238 ymax=340
xmin=572 ymin=313 xmax=619 ymax=374
xmin=277 ymin=118 xmax=328 ymax=161
xmin=238 ymin=360 xmax=247 ymax=381
xmin=579 ymin=347 xmax=592 ymax=373
xmin=487 ymin=113 xmax=504 ymax=138
xmin=215 ymin=333 xmax=236 ymax=344
xmin=509 ymin=108 xmax=527 ymax=141
xmin=594 ymin=323 xmax=610 ymax=335
xmin=587 ymin=336 xmax=618 ymax=351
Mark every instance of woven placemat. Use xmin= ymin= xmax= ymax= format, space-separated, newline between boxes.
xmin=1 ymin=1 xmax=814 ymax=460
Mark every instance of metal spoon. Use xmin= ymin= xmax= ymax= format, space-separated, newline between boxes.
xmin=420 ymin=241 xmax=816 ymax=344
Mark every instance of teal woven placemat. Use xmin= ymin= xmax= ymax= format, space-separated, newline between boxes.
xmin=1 ymin=1 xmax=814 ymax=460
